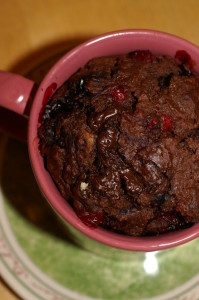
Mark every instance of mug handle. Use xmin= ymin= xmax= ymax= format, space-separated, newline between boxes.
xmin=0 ymin=71 xmax=35 ymax=115
xmin=0 ymin=71 xmax=36 ymax=141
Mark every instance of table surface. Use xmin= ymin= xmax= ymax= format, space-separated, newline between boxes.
xmin=1 ymin=0 xmax=199 ymax=299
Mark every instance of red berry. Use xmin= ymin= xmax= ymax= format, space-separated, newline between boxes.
xmin=175 ymin=50 xmax=195 ymax=70
xmin=38 ymin=82 xmax=57 ymax=124
xmin=131 ymin=50 xmax=154 ymax=62
xmin=111 ymin=86 xmax=125 ymax=103
xmin=147 ymin=118 xmax=158 ymax=130
xmin=43 ymin=82 xmax=57 ymax=106
xmin=147 ymin=114 xmax=172 ymax=132
xmin=76 ymin=207 xmax=103 ymax=228
xmin=161 ymin=114 xmax=172 ymax=131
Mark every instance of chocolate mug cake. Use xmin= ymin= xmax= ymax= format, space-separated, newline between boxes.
xmin=38 ymin=50 xmax=199 ymax=236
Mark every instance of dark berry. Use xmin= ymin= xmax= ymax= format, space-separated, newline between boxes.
xmin=131 ymin=50 xmax=154 ymax=62
xmin=154 ymin=192 xmax=169 ymax=205
xmin=38 ymin=82 xmax=57 ymax=124
xmin=131 ymin=92 xmax=138 ymax=111
xmin=79 ymin=78 xmax=84 ymax=90
xmin=158 ymin=73 xmax=173 ymax=89
xmin=175 ymin=50 xmax=195 ymax=70
xmin=178 ymin=64 xmax=192 ymax=77
xmin=160 ymin=114 xmax=172 ymax=131
xmin=112 ymin=86 xmax=125 ymax=103
xmin=51 ymin=97 xmax=74 ymax=115
xmin=42 ymin=96 xmax=74 ymax=123
xmin=77 ymin=77 xmax=90 ymax=95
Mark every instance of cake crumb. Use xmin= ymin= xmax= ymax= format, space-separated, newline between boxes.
xmin=80 ymin=182 xmax=88 ymax=191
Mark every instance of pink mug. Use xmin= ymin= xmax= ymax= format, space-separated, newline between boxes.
xmin=0 ymin=29 xmax=199 ymax=252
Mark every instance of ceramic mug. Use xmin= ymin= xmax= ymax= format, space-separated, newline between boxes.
xmin=0 ymin=29 xmax=199 ymax=253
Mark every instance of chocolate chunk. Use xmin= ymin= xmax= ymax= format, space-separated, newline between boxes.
xmin=158 ymin=73 xmax=173 ymax=89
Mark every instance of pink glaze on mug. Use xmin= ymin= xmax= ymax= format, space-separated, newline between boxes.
xmin=1 ymin=29 xmax=199 ymax=251
xmin=0 ymin=71 xmax=34 ymax=115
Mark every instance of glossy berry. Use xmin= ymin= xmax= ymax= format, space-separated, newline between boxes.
xmin=112 ymin=86 xmax=125 ymax=103
xmin=175 ymin=50 xmax=195 ymax=70
xmin=161 ymin=114 xmax=172 ymax=131
xmin=76 ymin=207 xmax=103 ymax=228
xmin=38 ymin=82 xmax=57 ymax=124
xmin=179 ymin=64 xmax=192 ymax=77
xmin=43 ymin=82 xmax=57 ymax=105
xmin=131 ymin=50 xmax=154 ymax=62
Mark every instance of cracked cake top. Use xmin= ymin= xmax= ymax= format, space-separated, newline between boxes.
xmin=38 ymin=50 xmax=199 ymax=236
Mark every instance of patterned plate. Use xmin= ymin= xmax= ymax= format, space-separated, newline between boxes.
xmin=0 ymin=50 xmax=199 ymax=300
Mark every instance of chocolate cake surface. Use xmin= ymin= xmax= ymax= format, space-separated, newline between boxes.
xmin=38 ymin=50 xmax=199 ymax=236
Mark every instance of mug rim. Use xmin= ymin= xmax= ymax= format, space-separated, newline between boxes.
xmin=28 ymin=29 xmax=199 ymax=251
